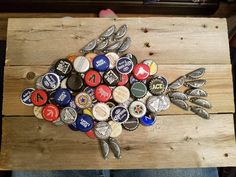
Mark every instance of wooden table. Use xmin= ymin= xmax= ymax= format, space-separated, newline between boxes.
xmin=0 ymin=17 xmax=235 ymax=170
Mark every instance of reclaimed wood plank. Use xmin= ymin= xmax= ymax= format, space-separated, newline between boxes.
xmin=0 ymin=114 xmax=235 ymax=169
xmin=2 ymin=64 xmax=234 ymax=116
xmin=6 ymin=18 xmax=230 ymax=65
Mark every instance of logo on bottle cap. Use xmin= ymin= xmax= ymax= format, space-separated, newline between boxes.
xmin=93 ymin=54 xmax=110 ymax=72
xmin=129 ymin=101 xmax=147 ymax=118
xmin=54 ymin=59 xmax=73 ymax=76
xmin=31 ymin=89 xmax=48 ymax=106
xmin=74 ymin=56 xmax=90 ymax=73
xmin=116 ymin=57 xmax=133 ymax=74
xmin=21 ymin=88 xmax=35 ymax=106
xmin=76 ymin=114 xmax=94 ymax=132
xmin=60 ymin=107 xmax=77 ymax=124
xmin=42 ymin=73 xmax=60 ymax=91
xmin=84 ymin=70 xmax=101 ymax=87
xmin=42 ymin=104 xmax=59 ymax=122
xmin=95 ymin=85 xmax=112 ymax=102
xmin=54 ymin=88 xmax=72 ymax=107
xmin=75 ymin=92 xmax=93 ymax=109
xmin=111 ymin=105 xmax=129 ymax=123
xmin=133 ymin=63 xmax=150 ymax=80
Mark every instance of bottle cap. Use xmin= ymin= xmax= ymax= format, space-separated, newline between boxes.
xmin=94 ymin=121 xmax=112 ymax=140
xmin=68 ymin=97 xmax=80 ymax=113
xmin=54 ymin=58 xmax=73 ymax=76
xmin=108 ymin=121 xmax=122 ymax=138
xmin=60 ymin=107 xmax=78 ymax=124
xmin=41 ymin=73 xmax=60 ymax=91
xmin=117 ymin=74 xmax=128 ymax=86
xmin=146 ymin=95 xmax=170 ymax=113
xmin=122 ymin=53 xmax=138 ymax=66
xmin=103 ymin=69 xmax=120 ymax=86
xmin=133 ymin=63 xmax=150 ymax=80
xmin=128 ymin=101 xmax=147 ymax=118
xmin=116 ymin=57 xmax=133 ymax=74
xmin=84 ymin=87 xmax=98 ymax=105
xmin=84 ymin=70 xmax=101 ymax=87
xmin=66 ymin=73 xmax=83 ymax=92
xmin=33 ymin=106 xmax=44 ymax=119
xmin=75 ymin=92 xmax=93 ymax=109
xmin=143 ymin=59 xmax=158 ymax=75
xmin=54 ymin=88 xmax=72 ymax=107
xmin=148 ymin=76 xmax=167 ymax=95
xmin=105 ymin=52 xmax=120 ymax=69
xmin=31 ymin=89 xmax=48 ymax=106
xmin=95 ymin=85 xmax=112 ymax=102
xmin=130 ymin=82 xmax=147 ymax=98
xmin=85 ymin=52 xmax=97 ymax=68
xmin=93 ymin=54 xmax=110 ymax=72
xmin=21 ymin=88 xmax=35 ymax=106
xmin=111 ymin=105 xmax=129 ymax=123
xmin=73 ymin=56 xmax=90 ymax=73
xmin=92 ymin=103 xmax=110 ymax=121
xmin=76 ymin=114 xmax=94 ymax=132
xmin=42 ymin=104 xmax=59 ymax=122
xmin=112 ymin=86 xmax=130 ymax=104
xmin=122 ymin=117 xmax=139 ymax=131
xmin=140 ymin=114 xmax=157 ymax=126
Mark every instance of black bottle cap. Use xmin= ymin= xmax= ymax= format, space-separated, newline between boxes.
xmin=66 ymin=73 xmax=83 ymax=92
xmin=54 ymin=58 xmax=73 ymax=76
xmin=103 ymin=69 xmax=121 ymax=86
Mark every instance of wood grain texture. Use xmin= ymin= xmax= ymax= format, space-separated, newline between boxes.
xmin=6 ymin=18 xmax=230 ymax=65
xmin=2 ymin=65 xmax=234 ymax=116
xmin=0 ymin=114 xmax=235 ymax=169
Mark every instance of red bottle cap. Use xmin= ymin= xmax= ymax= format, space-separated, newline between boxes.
xmin=85 ymin=129 xmax=97 ymax=139
xmin=84 ymin=70 xmax=101 ymax=87
xmin=95 ymin=85 xmax=112 ymax=102
xmin=118 ymin=74 xmax=129 ymax=86
xmin=133 ymin=63 xmax=150 ymax=80
xmin=31 ymin=89 xmax=48 ymax=106
xmin=42 ymin=104 xmax=59 ymax=122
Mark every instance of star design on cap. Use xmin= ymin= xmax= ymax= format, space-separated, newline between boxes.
xmin=134 ymin=105 xmax=143 ymax=114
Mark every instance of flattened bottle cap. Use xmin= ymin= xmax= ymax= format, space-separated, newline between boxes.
xmin=103 ymin=69 xmax=120 ymax=86
xmin=75 ymin=92 xmax=93 ymax=109
xmin=21 ymin=88 xmax=35 ymax=106
xmin=76 ymin=114 xmax=94 ymax=132
xmin=143 ymin=59 xmax=158 ymax=75
xmin=117 ymin=74 xmax=128 ymax=86
xmin=60 ymin=77 xmax=68 ymax=89
xmin=60 ymin=107 xmax=77 ymax=124
xmin=33 ymin=106 xmax=43 ymax=119
xmin=73 ymin=56 xmax=90 ymax=73
xmin=111 ymin=105 xmax=129 ymax=123
xmin=108 ymin=121 xmax=122 ymax=138
xmin=94 ymin=121 xmax=112 ymax=140
xmin=122 ymin=53 xmax=138 ymax=66
xmin=84 ymin=87 xmax=98 ymax=105
xmin=42 ymin=104 xmax=59 ymax=122
xmin=54 ymin=88 xmax=72 ymax=107
xmin=105 ymin=52 xmax=120 ymax=69
xmin=130 ymin=82 xmax=147 ymax=98
xmin=133 ymin=63 xmax=150 ymax=80
xmin=92 ymin=103 xmax=110 ymax=121
xmin=84 ymin=70 xmax=101 ymax=87
xmin=112 ymin=86 xmax=130 ymax=104
xmin=140 ymin=114 xmax=157 ymax=126
xmin=129 ymin=101 xmax=147 ymax=118
xmin=116 ymin=57 xmax=133 ymax=74
xmin=93 ymin=54 xmax=110 ymax=72
xmin=148 ymin=76 xmax=168 ymax=95
xmin=66 ymin=73 xmax=83 ymax=92
xmin=54 ymin=59 xmax=73 ymax=76
xmin=31 ymin=89 xmax=48 ymax=106
xmin=122 ymin=117 xmax=139 ymax=131
xmin=42 ymin=73 xmax=60 ymax=91
xmin=146 ymin=95 xmax=170 ymax=113
xmin=95 ymin=85 xmax=112 ymax=102
xmin=85 ymin=52 xmax=97 ymax=68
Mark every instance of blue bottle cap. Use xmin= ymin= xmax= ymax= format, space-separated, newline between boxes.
xmin=20 ymin=88 xmax=35 ymax=106
xmin=111 ymin=105 xmax=129 ymax=123
xmin=116 ymin=57 xmax=134 ymax=74
xmin=54 ymin=88 xmax=72 ymax=107
xmin=140 ymin=114 xmax=157 ymax=126
xmin=92 ymin=54 xmax=110 ymax=72
xmin=76 ymin=114 xmax=94 ymax=132
xmin=42 ymin=73 xmax=61 ymax=91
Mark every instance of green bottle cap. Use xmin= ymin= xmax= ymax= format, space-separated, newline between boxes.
xmin=130 ymin=82 xmax=147 ymax=98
